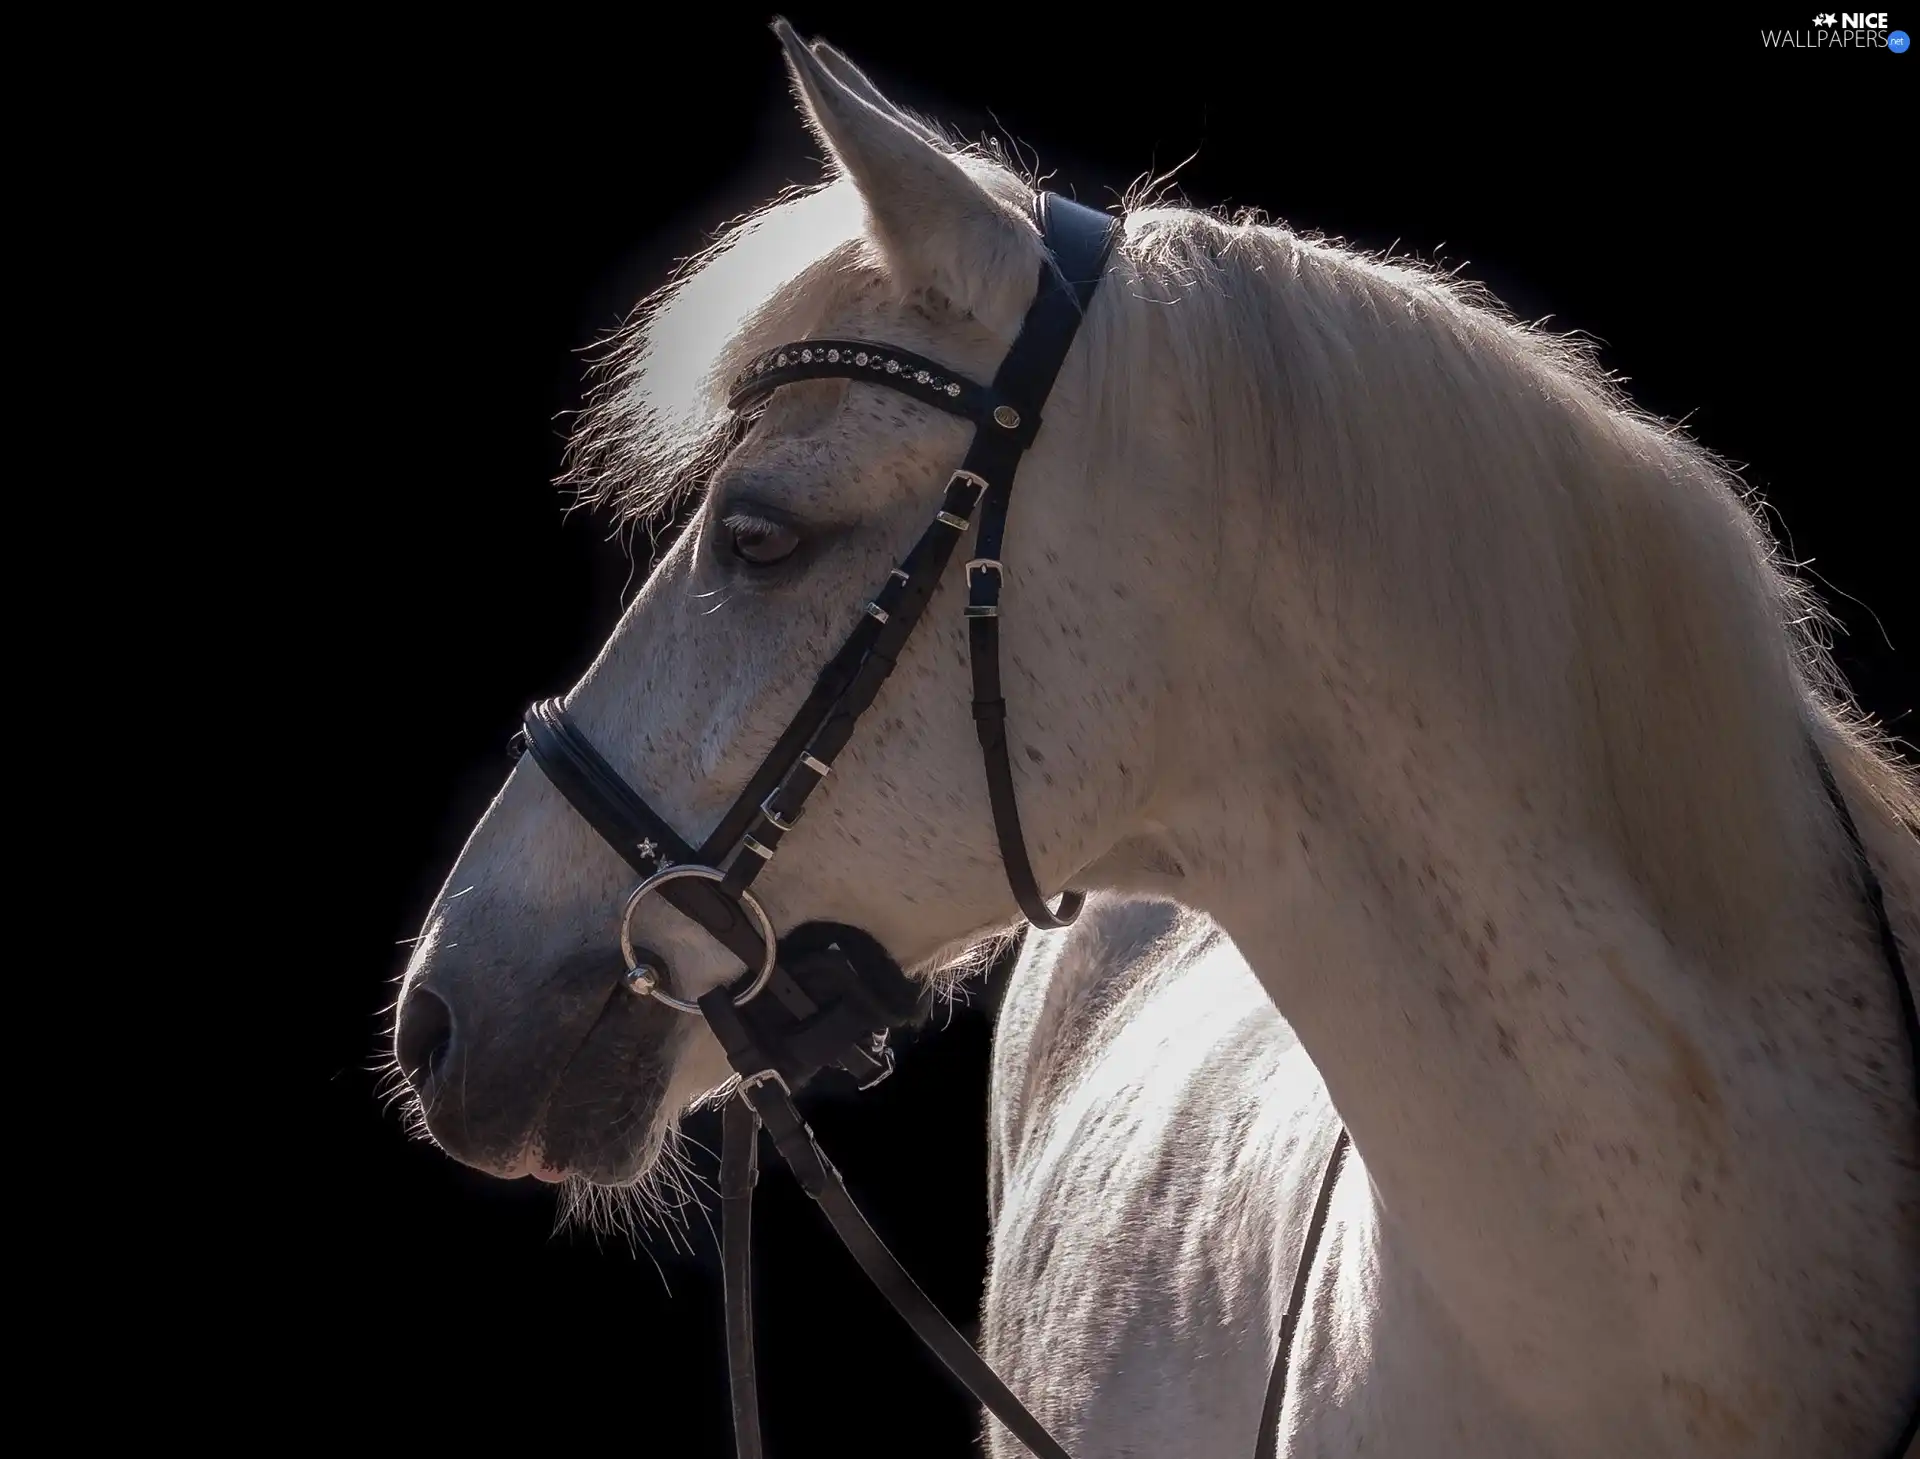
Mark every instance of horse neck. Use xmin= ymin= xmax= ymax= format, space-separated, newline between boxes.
xmin=1137 ymin=456 xmax=1920 ymax=1456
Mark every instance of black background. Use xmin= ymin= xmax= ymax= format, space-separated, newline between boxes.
xmin=308 ymin=12 xmax=1911 ymax=1449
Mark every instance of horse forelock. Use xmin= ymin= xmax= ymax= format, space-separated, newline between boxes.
xmin=558 ymin=142 xmax=1053 ymax=537
xmin=557 ymin=178 xmax=875 ymax=531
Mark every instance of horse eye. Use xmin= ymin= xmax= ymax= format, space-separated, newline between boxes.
xmin=727 ymin=515 xmax=801 ymax=567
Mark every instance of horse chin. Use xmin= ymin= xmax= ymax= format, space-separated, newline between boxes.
xmin=520 ymin=1069 xmax=679 ymax=1189
xmin=542 ymin=1122 xmax=697 ymax=1245
xmin=532 ymin=1141 xmax=656 ymax=1190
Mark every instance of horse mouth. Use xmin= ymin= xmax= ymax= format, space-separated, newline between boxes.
xmin=425 ymin=1077 xmax=671 ymax=1189
xmin=495 ymin=1046 xmax=681 ymax=1189
xmin=399 ymin=943 xmax=690 ymax=1189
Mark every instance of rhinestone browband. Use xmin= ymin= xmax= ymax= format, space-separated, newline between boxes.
xmin=725 ymin=337 xmax=1031 ymax=439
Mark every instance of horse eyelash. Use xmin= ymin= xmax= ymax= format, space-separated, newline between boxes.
xmin=721 ymin=509 xmax=787 ymax=538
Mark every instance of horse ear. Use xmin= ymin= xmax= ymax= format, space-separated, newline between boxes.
xmin=805 ymin=38 xmax=945 ymax=147
xmin=772 ymin=19 xmax=1036 ymax=303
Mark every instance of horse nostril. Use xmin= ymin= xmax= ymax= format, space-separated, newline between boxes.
xmin=397 ymin=985 xmax=455 ymax=1093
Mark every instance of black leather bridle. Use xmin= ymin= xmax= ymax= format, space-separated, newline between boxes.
xmin=519 ymin=192 xmax=1115 ymax=1459
xmin=513 ymin=188 xmax=1920 ymax=1459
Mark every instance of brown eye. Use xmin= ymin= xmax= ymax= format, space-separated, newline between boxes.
xmin=726 ymin=514 xmax=801 ymax=567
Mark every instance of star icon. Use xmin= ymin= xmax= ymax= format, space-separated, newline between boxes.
xmin=1815 ymin=12 xmax=1836 ymax=23
xmin=638 ymin=837 xmax=660 ymax=862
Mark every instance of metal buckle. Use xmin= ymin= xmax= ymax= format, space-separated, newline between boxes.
xmin=760 ymin=793 xmax=799 ymax=832
xmin=966 ymin=558 xmax=1003 ymax=616
xmin=619 ymin=864 xmax=778 ymax=1014
xmin=937 ymin=470 xmax=989 ymax=531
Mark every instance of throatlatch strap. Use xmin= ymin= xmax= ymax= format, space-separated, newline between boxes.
xmin=960 ymin=193 xmax=1117 ymax=929
xmin=967 ymin=604 xmax=1083 ymax=930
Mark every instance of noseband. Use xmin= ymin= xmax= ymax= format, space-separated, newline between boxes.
xmin=517 ymin=192 xmax=1117 ymax=1459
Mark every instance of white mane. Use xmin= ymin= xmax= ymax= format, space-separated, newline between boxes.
xmin=1100 ymin=203 xmax=1918 ymax=961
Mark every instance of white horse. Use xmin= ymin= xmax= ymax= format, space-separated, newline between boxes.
xmin=393 ymin=22 xmax=1919 ymax=1457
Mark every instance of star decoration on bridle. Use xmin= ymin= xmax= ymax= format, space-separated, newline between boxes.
xmin=637 ymin=838 xmax=660 ymax=864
